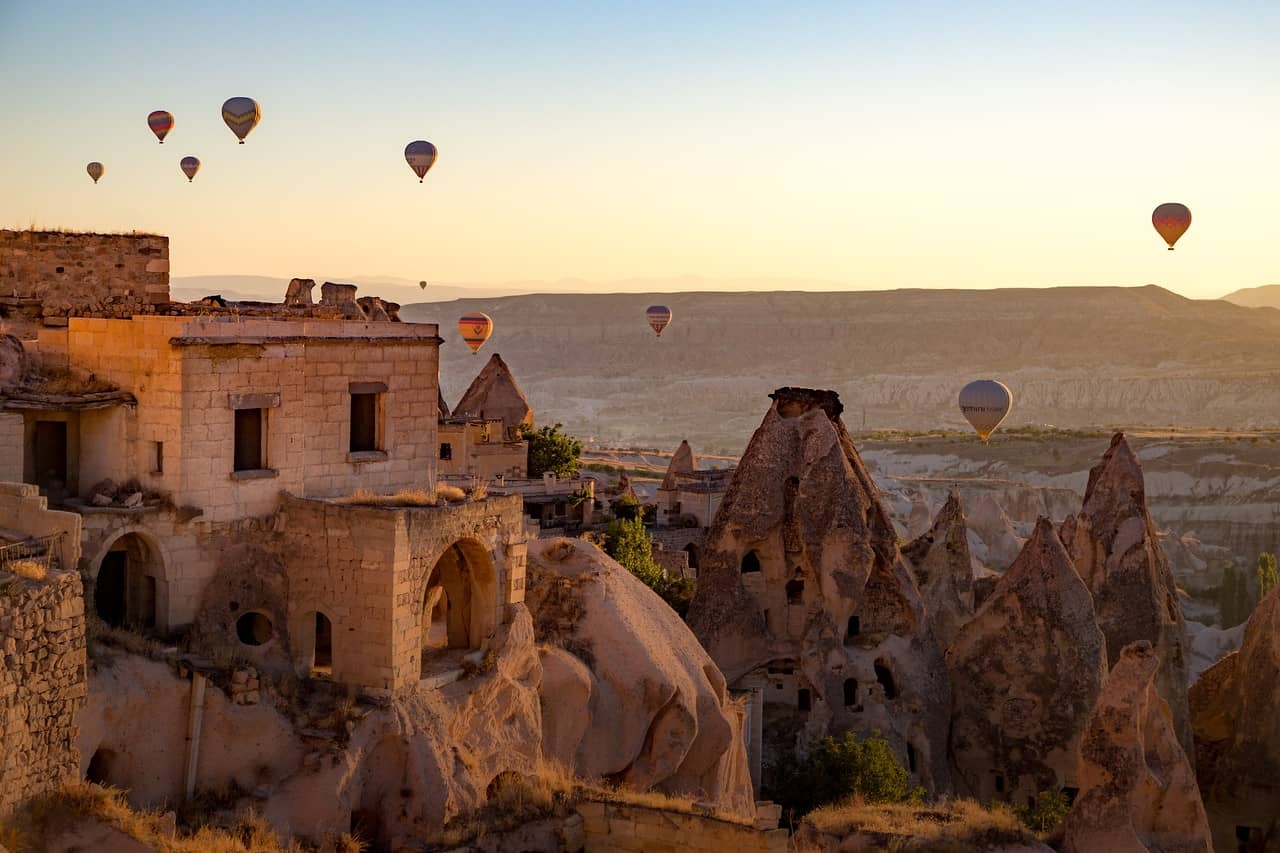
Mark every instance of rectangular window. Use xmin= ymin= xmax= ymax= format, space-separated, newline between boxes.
xmin=350 ymin=393 xmax=379 ymax=452
xmin=440 ymin=442 xmax=453 ymax=461
xmin=233 ymin=409 xmax=264 ymax=472
xmin=152 ymin=440 xmax=164 ymax=474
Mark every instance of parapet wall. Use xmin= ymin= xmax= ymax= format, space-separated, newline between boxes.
xmin=0 ymin=568 xmax=87 ymax=818
xmin=577 ymin=801 xmax=788 ymax=853
xmin=0 ymin=229 xmax=169 ymax=322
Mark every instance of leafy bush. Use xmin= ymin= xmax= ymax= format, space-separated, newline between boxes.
xmin=521 ymin=423 xmax=583 ymax=478
xmin=779 ymin=731 xmax=921 ymax=818
xmin=1013 ymin=789 xmax=1070 ymax=833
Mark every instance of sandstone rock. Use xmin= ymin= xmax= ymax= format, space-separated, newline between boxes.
xmin=319 ymin=282 xmax=365 ymax=319
xmin=661 ymin=439 xmax=699 ymax=489
xmin=687 ymin=387 xmax=950 ymax=795
xmin=1190 ymin=586 xmax=1280 ymax=850
xmin=1184 ymin=619 xmax=1244 ymax=684
xmin=91 ymin=493 xmax=114 ymax=507
xmin=966 ymin=493 xmax=1024 ymax=569
xmin=901 ymin=490 xmax=974 ymax=648
xmin=437 ymin=388 xmax=451 ymax=420
xmin=357 ymin=296 xmax=390 ymax=322
xmin=525 ymin=537 xmax=754 ymax=818
xmin=1062 ymin=641 xmax=1211 ymax=853
xmin=283 ymin=278 xmax=315 ymax=306
xmin=452 ymin=353 xmax=534 ymax=438
xmin=1060 ymin=433 xmax=1193 ymax=759
xmin=0 ymin=334 xmax=28 ymax=388
xmin=122 ymin=492 xmax=143 ymax=508
xmin=947 ymin=518 xmax=1106 ymax=803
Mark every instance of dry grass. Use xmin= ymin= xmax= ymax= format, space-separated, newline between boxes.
xmin=468 ymin=479 xmax=489 ymax=500
xmin=335 ymin=487 xmax=437 ymax=507
xmin=6 ymin=559 xmax=47 ymax=581
xmin=437 ymin=484 xmax=467 ymax=503
xmin=20 ymin=362 xmax=118 ymax=395
xmin=86 ymin=614 xmax=172 ymax=664
xmin=803 ymin=796 xmax=1037 ymax=851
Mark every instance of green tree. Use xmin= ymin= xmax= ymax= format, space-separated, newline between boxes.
xmin=603 ymin=518 xmax=695 ymax=618
xmin=1014 ymin=790 xmax=1071 ymax=833
xmin=520 ymin=423 xmax=583 ymax=478
xmin=1257 ymin=552 xmax=1278 ymax=602
xmin=781 ymin=731 xmax=921 ymax=818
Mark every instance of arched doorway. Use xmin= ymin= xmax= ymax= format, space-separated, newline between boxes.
xmin=94 ymin=533 xmax=164 ymax=631
xmin=683 ymin=543 xmax=700 ymax=572
xmin=296 ymin=610 xmax=335 ymax=678
xmin=420 ymin=540 xmax=497 ymax=658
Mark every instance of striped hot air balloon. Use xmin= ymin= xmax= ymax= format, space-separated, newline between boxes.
xmin=458 ymin=313 xmax=493 ymax=354
xmin=86 ymin=162 xmax=104 ymax=184
xmin=221 ymin=97 xmax=261 ymax=144
xmin=405 ymin=140 xmax=438 ymax=182
xmin=147 ymin=110 xmax=174 ymax=143
xmin=180 ymin=156 xmax=200 ymax=182
xmin=1152 ymin=203 xmax=1191 ymax=250
xmin=958 ymin=379 xmax=1012 ymax=444
xmin=645 ymin=305 xmax=672 ymax=337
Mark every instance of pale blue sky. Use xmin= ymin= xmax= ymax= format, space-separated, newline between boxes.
xmin=2 ymin=1 xmax=1278 ymax=297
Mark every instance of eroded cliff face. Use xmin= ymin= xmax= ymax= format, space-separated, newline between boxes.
xmin=1060 ymin=433 xmax=1193 ymax=760
xmin=901 ymin=491 xmax=975 ymax=650
xmin=1190 ymin=586 xmax=1280 ymax=851
xmin=524 ymin=537 xmax=754 ymax=818
xmin=687 ymin=388 xmax=949 ymax=794
xmin=946 ymin=518 xmax=1106 ymax=805
xmin=1063 ymin=641 xmax=1211 ymax=853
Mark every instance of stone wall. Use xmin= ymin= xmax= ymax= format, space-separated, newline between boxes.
xmin=0 ymin=414 xmax=21 ymax=482
xmin=0 ymin=482 xmax=82 ymax=568
xmin=576 ymin=802 xmax=788 ymax=853
xmin=0 ymin=230 xmax=169 ymax=322
xmin=0 ymin=568 xmax=88 ymax=818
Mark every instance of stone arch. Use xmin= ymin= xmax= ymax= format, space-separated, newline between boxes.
xmin=91 ymin=530 xmax=168 ymax=632
xmin=683 ymin=542 xmax=700 ymax=571
xmin=420 ymin=538 xmax=498 ymax=653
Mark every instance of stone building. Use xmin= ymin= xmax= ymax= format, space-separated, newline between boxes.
xmin=0 ymin=230 xmax=529 ymax=695
xmin=655 ymin=439 xmax=733 ymax=530
xmin=687 ymin=387 xmax=950 ymax=796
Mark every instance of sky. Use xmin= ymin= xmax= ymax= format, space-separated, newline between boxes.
xmin=1 ymin=1 xmax=1278 ymax=299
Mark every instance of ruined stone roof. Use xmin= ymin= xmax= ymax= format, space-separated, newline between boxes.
xmin=660 ymin=440 xmax=699 ymax=489
xmin=452 ymin=353 xmax=534 ymax=435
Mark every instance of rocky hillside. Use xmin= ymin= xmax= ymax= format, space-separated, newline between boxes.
xmin=403 ymin=285 xmax=1280 ymax=451
xmin=1221 ymin=283 xmax=1280 ymax=309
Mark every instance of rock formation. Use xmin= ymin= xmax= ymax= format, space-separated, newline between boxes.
xmin=452 ymin=353 xmax=534 ymax=437
xmin=687 ymin=387 xmax=950 ymax=794
xmin=0 ymin=334 xmax=27 ymax=388
xmin=524 ymin=537 xmax=754 ymax=818
xmin=946 ymin=517 xmax=1106 ymax=804
xmin=901 ymin=490 xmax=975 ymax=648
xmin=1062 ymin=640 xmax=1212 ymax=853
xmin=966 ymin=493 xmax=1024 ymax=569
xmin=1060 ymin=433 xmax=1193 ymax=759
xmin=661 ymin=439 xmax=698 ymax=489
xmin=1189 ymin=586 xmax=1280 ymax=851
xmin=283 ymin=278 xmax=315 ymax=306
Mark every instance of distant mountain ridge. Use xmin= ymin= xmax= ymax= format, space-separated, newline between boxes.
xmin=400 ymin=285 xmax=1280 ymax=452
xmin=1221 ymin=284 xmax=1280 ymax=310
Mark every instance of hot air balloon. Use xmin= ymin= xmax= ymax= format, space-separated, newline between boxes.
xmin=419 ymin=281 xmax=427 ymax=290
xmin=221 ymin=97 xmax=261 ymax=144
xmin=457 ymin=313 xmax=493 ymax=354
xmin=86 ymin=162 xmax=104 ymax=184
xmin=147 ymin=110 xmax=174 ymax=143
xmin=405 ymin=141 xmax=438 ymax=182
xmin=646 ymin=305 xmax=672 ymax=337
xmin=1152 ymin=203 xmax=1191 ymax=250
xmin=180 ymin=156 xmax=201 ymax=182
xmin=958 ymin=379 xmax=1012 ymax=444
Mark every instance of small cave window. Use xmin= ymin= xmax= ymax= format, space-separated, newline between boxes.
xmin=86 ymin=748 xmax=117 ymax=785
xmin=785 ymin=576 xmax=804 ymax=605
xmin=235 ymin=611 xmax=274 ymax=646
xmin=797 ymin=688 xmax=812 ymax=712
xmin=907 ymin=743 xmax=918 ymax=773
xmin=843 ymin=678 xmax=858 ymax=707
xmin=741 ymin=550 xmax=761 ymax=574
xmin=845 ymin=615 xmax=861 ymax=642
xmin=440 ymin=442 xmax=453 ymax=461
xmin=994 ymin=773 xmax=1006 ymax=794
xmin=874 ymin=660 xmax=897 ymax=700
xmin=1062 ymin=786 xmax=1079 ymax=805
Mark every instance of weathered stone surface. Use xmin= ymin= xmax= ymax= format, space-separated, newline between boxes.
xmin=1190 ymin=586 xmax=1280 ymax=851
xmin=1062 ymin=641 xmax=1211 ymax=853
xmin=525 ymin=537 xmax=754 ymax=818
xmin=687 ymin=387 xmax=949 ymax=795
xmin=901 ymin=490 xmax=974 ymax=649
xmin=662 ymin=440 xmax=699 ymax=489
xmin=0 ymin=334 xmax=28 ymax=388
xmin=966 ymin=493 xmax=1024 ymax=570
xmin=319 ymin=282 xmax=365 ymax=319
xmin=283 ymin=278 xmax=315 ymax=306
xmin=1060 ymin=433 xmax=1193 ymax=760
xmin=451 ymin=353 xmax=534 ymax=438
xmin=946 ymin=517 xmax=1106 ymax=804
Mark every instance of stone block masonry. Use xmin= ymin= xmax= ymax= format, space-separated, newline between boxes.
xmin=577 ymin=802 xmax=789 ymax=853
xmin=0 ymin=230 xmax=170 ymax=321
xmin=0 ymin=568 xmax=88 ymax=818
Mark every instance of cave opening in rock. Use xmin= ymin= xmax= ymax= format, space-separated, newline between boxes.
xmin=874 ymin=660 xmax=897 ymax=700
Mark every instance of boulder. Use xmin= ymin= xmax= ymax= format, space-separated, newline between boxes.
xmin=1062 ymin=641 xmax=1211 ymax=853
xmin=901 ymin=490 xmax=975 ymax=648
xmin=1060 ymin=433 xmax=1193 ymax=760
xmin=947 ymin=517 xmax=1106 ymax=804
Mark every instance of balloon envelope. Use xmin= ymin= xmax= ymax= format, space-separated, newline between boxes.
xmin=645 ymin=305 xmax=672 ymax=337
xmin=180 ymin=156 xmax=201 ymax=182
xmin=221 ymin=97 xmax=261 ymax=143
xmin=1152 ymin=202 xmax=1191 ymax=250
xmin=419 ymin=281 xmax=427 ymax=290
xmin=147 ymin=110 xmax=174 ymax=143
xmin=958 ymin=379 xmax=1012 ymax=443
xmin=86 ymin=162 xmax=104 ymax=184
xmin=405 ymin=141 xmax=438 ymax=182
xmin=458 ymin=313 xmax=493 ymax=354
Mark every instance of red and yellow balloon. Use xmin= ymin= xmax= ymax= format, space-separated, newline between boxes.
xmin=458 ymin=313 xmax=493 ymax=354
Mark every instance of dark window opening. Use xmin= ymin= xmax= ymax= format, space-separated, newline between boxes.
xmin=875 ymin=660 xmax=897 ymax=700
xmin=907 ymin=744 xmax=918 ymax=773
xmin=741 ymin=551 xmax=761 ymax=574
xmin=33 ymin=420 xmax=68 ymax=493
xmin=350 ymin=809 xmax=384 ymax=848
xmin=55 ymin=266 xmax=65 ymax=273
xmin=86 ymin=748 xmax=116 ymax=785
xmin=683 ymin=543 xmax=699 ymax=570
xmin=236 ymin=612 xmax=274 ymax=646
xmin=797 ymin=688 xmax=811 ymax=712
xmin=350 ymin=393 xmax=379 ymax=452
xmin=843 ymin=678 xmax=858 ymax=707
xmin=233 ymin=408 xmax=264 ymax=471
xmin=995 ymin=773 xmax=1005 ymax=794
xmin=152 ymin=440 xmax=164 ymax=474
xmin=1237 ymin=825 xmax=1262 ymax=852
xmin=1062 ymin=786 xmax=1079 ymax=804
xmin=845 ymin=615 xmax=861 ymax=641
xmin=786 ymin=575 xmax=804 ymax=605
xmin=440 ymin=442 xmax=453 ymax=460
xmin=95 ymin=551 xmax=127 ymax=628
xmin=313 ymin=612 xmax=333 ymax=674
